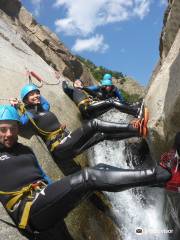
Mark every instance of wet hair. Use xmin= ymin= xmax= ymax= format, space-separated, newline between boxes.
xmin=173 ymin=132 xmax=180 ymax=156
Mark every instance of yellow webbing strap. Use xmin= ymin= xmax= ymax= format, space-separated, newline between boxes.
xmin=19 ymin=201 xmax=33 ymax=229
xmin=0 ymin=183 xmax=40 ymax=229
xmin=78 ymin=98 xmax=92 ymax=108
xmin=18 ymin=104 xmax=64 ymax=140
xmin=50 ymin=138 xmax=62 ymax=152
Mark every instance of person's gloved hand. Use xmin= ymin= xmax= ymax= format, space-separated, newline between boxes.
xmin=9 ymin=98 xmax=20 ymax=107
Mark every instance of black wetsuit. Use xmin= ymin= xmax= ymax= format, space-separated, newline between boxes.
xmin=0 ymin=143 xmax=171 ymax=239
xmin=62 ymin=81 xmax=139 ymax=119
xmin=22 ymin=103 xmax=139 ymax=175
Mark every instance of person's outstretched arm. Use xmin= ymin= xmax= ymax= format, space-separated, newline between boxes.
xmin=86 ymin=85 xmax=99 ymax=91
xmin=62 ymin=81 xmax=74 ymax=100
xmin=115 ymin=88 xmax=125 ymax=103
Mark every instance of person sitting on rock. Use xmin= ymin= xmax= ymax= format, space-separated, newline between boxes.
xmin=63 ymin=77 xmax=141 ymax=119
xmin=10 ymin=84 xmax=148 ymax=175
xmin=0 ymin=105 xmax=172 ymax=240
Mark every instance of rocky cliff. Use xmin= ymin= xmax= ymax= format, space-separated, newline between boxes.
xmin=146 ymin=0 xmax=180 ymax=160
xmin=0 ymin=0 xmax=95 ymax=83
xmin=146 ymin=0 xmax=180 ymax=237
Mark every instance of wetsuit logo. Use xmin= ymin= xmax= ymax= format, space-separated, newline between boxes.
xmin=135 ymin=228 xmax=143 ymax=235
xmin=0 ymin=155 xmax=10 ymax=161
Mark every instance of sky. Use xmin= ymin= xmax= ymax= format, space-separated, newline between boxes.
xmin=21 ymin=0 xmax=167 ymax=86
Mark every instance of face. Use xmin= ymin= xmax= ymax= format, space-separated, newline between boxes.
xmin=102 ymin=85 xmax=113 ymax=92
xmin=0 ymin=121 xmax=18 ymax=148
xmin=74 ymin=80 xmax=83 ymax=88
xmin=26 ymin=90 xmax=40 ymax=105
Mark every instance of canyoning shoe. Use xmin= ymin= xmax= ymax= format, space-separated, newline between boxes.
xmin=159 ymin=149 xmax=180 ymax=192
xmin=130 ymin=108 xmax=149 ymax=138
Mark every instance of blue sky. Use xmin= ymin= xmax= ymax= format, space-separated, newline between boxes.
xmin=21 ymin=0 xmax=167 ymax=86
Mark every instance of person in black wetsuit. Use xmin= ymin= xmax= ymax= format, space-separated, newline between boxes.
xmin=62 ymin=78 xmax=141 ymax=119
xmin=10 ymin=84 xmax=148 ymax=176
xmin=0 ymin=105 xmax=173 ymax=240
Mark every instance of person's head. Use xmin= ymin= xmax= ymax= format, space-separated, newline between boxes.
xmin=103 ymin=73 xmax=112 ymax=81
xmin=0 ymin=105 xmax=20 ymax=148
xmin=100 ymin=74 xmax=113 ymax=92
xmin=21 ymin=84 xmax=40 ymax=105
xmin=73 ymin=79 xmax=83 ymax=88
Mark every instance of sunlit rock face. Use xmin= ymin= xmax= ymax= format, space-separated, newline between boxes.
xmin=146 ymin=1 xmax=180 ymax=238
xmin=146 ymin=0 xmax=180 ymax=160
xmin=0 ymin=0 xmax=95 ymax=84
xmin=160 ymin=0 xmax=180 ymax=61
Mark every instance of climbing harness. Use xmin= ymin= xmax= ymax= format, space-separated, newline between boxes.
xmin=18 ymin=104 xmax=65 ymax=151
xmin=0 ymin=181 xmax=47 ymax=229
xmin=78 ymin=98 xmax=92 ymax=108
xmin=77 ymin=89 xmax=95 ymax=109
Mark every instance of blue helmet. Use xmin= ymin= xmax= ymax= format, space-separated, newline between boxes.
xmin=0 ymin=105 xmax=20 ymax=122
xmin=103 ymin=73 xmax=112 ymax=81
xmin=101 ymin=79 xmax=113 ymax=86
xmin=21 ymin=84 xmax=39 ymax=101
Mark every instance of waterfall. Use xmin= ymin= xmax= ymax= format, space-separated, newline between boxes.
xmin=87 ymin=110 xmax=169 ymax=240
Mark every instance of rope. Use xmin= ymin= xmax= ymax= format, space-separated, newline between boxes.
xmin=0 ymin=64 xmax=65 ymax=87
xmin=0 ymin=98 xmax=12 ymax=102
xmin=0 ymin=65 xmax=27 ymax=77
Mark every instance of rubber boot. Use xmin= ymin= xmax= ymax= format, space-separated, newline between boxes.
xmin=70 ymin=164 xmax=171 ymax=192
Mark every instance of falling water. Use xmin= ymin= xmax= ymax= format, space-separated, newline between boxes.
xmin=87 ymin=110 xmax=169 ymax=240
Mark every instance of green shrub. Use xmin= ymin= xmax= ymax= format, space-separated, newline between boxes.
xmin=77 ymin=55 xmax=125 ymax=82
xmin=120 ymin=89 xmax=141 ymax=103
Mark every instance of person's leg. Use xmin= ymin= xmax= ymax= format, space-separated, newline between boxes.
xmin=52 ymin=118 xmax=141 ymax=161
xmin=79 ymin=100 xmax=113 ymax=119
xmin=52 ymin=115 xmax=148 ymax=161
xmin=73 ymin=132 xmax=140 ymax=153
xmin=36 ymin=221 xmax=73 ymax=240
xmin=80 ymin=99 xmax=141 ymax=118
xmin=29 ymin=163 xmax=171 ymax=231
xmin=29 ymin=175 xmax=90 ymax=231
xmin=112 ymin=99 xmax=139 ymax=117
xmin=70 ymin=163 xmax=171 ymax=192
xmin=53 ymin=155 xmax=82 ymax=175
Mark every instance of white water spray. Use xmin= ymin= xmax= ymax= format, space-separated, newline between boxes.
xmin=87 ymin=110 xmax=169 ymax=240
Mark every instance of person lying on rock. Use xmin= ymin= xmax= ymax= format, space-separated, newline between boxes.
xmin=62 ymin=75 xmax=141 ymax=119
xmin=10 ymin=84 xmax=148 ymax=175
xmin=0 ymin=105 xmax=172 ymax=240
